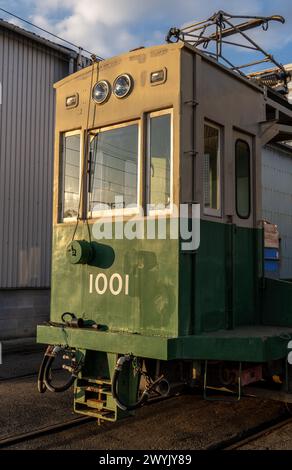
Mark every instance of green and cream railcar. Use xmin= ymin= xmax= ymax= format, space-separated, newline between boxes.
xmin=37 ymin=41 xmax=292 ymax=421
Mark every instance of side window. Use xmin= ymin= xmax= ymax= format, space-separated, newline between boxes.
xmin=148 ymin=111 xmax=172 ymax=212
xmin=235 ymin=139 xmax=251 ymax=219
xmin=60 ymin=132 xmax=81 ymax=221
xmin=203 ymin=123 xmax=221 ymax=216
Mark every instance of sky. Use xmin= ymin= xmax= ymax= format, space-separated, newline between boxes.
xmin=1 ymin=0 xmax=292 ymax=69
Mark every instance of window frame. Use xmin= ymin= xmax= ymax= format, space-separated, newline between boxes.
xmin=235 ymin=138 xmax=251 ymax=220
xmin=146 ymin=108 xmax=173 ymax=216
xmin=203 ymin=121 xmax=222 ymax=218
xmin=60 ymin=129 xmax=82 ymax=223
xmin=87 ymin=119 xmax=141 ymax=219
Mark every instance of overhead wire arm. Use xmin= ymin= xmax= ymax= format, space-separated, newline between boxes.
xmin=165 ymin=10 xmax=290 ymax=92
xmin=165 ymin=27 xmax=182 ymax=43
xmin=194 ymin=17 xmax=285 ymax=46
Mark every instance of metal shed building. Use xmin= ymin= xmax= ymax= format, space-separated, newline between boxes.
xmin=262 ymin=143 xmax=292 ymax=278
xmin=262 ymin=68 xmax=292 ymax=280
xmin=0 ymin=19 xmax=88 ymax=340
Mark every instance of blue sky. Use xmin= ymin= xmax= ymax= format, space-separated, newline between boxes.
xmin=1 ymin=0 xmax=292 ymax=69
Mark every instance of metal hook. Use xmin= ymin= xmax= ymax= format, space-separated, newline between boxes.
xmin=262 ymin=21 xmax=269 ymax=31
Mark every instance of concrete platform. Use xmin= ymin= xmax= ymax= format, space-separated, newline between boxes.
xmin=2 ymin=336 xmax=42 ymax=354
xmin=0 ymin=349 xmax=44 ymax=380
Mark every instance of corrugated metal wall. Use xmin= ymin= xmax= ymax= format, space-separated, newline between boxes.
xmin=0 ymin=26 xmax=70 ymax=288
xmin=262 ymin=144 xmax=292 ymax=279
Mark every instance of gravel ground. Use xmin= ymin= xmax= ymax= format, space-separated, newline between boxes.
xmin=0 ymin=375 xmax=74 ymax=440
xmin=0 ymin=350 xmax=288 ymax=450
xmin=1 ymin=389 xmax=284 ymax=450
xmin=0 ymin=349 xmax=75 ymax=440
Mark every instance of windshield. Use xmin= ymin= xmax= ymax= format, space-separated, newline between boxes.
xmin=88 ymin=123 xmax=139 ymax=214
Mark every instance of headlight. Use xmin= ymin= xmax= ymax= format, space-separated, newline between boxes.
xmin=92 ymin=80 xmax=110 ymax=104
xmin=113 ymin=74 xmax=133 ymax=98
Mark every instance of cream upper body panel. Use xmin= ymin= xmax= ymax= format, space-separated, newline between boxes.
xmin=53 ymin=41 xmax=268 ymax=229
xmin=54 ymin=43 xmax=183 ymax=133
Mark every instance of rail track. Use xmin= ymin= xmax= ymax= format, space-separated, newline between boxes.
xmin=0 ymin=366 xmax=63 ymax=382
xmin=0 ymin=388 xmax=176 ymax=449
xmin=207 ymin=413 xmax=292 ymax=450
xmin=0 ymin=372 xmax=38 ymax=382
xmin=0 ymin=371 xmax=91 ymax=448
xmin=0 ymin=416 xmax=93 ymax=449
xmin=2 ymin=407 xmax=292 ymax=450
xmin=1 ymin=376 xmax=292 ymax=450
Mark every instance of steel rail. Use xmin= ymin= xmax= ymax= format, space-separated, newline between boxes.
xmin=206 ymin=413 xmax=292 ymax=450
xmin=0 ymin=416 xmax=93 ymax=449
xmin=0 ymin=372 xmax=37 ymax=382
xmin=0 ymin=390 xmax=176 ymax=449
xmin=0 ymin=367 xmax=63 ymax=382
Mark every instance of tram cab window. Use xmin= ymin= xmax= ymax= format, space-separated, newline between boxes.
xmin=61 ymin=132 xmax=81 ymax=221
xmin=148 ymin=111 xmax=172 ymax=212
xmin=88 ymin=122 xmax=139 ymax=215
xmin=203 ymin=123 xmax=221 ymax=216
xmin=235 ymin=139 xmax=250 ymax=219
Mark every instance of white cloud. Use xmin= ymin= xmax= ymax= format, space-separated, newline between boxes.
xmin=3 ymin=0 xmax=292 ymax=59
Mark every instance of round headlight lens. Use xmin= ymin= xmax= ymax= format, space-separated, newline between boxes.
xmin=92 ymin=80 xmax=110 ymax=104
xmin=113 ymin=74 xmax=133 ymax=98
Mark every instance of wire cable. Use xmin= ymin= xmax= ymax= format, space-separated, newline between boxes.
xmin=71 ymin=61 xmax=97 ymax=242
xmin=0 ymin=6 xmax=103 ymax=60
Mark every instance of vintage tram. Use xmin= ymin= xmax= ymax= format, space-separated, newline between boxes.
xmin=37 ymin=12 xmax=292 ymax=421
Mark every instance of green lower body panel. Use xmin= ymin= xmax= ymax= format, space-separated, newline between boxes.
xmin=262 ymin=278 xmax=292 ymax=326
xmin=37 ymin=324 xmax=292 ymax=362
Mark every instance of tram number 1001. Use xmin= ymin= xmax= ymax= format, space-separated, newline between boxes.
xmin=89 ymin=273 xmax=129 ymax=296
